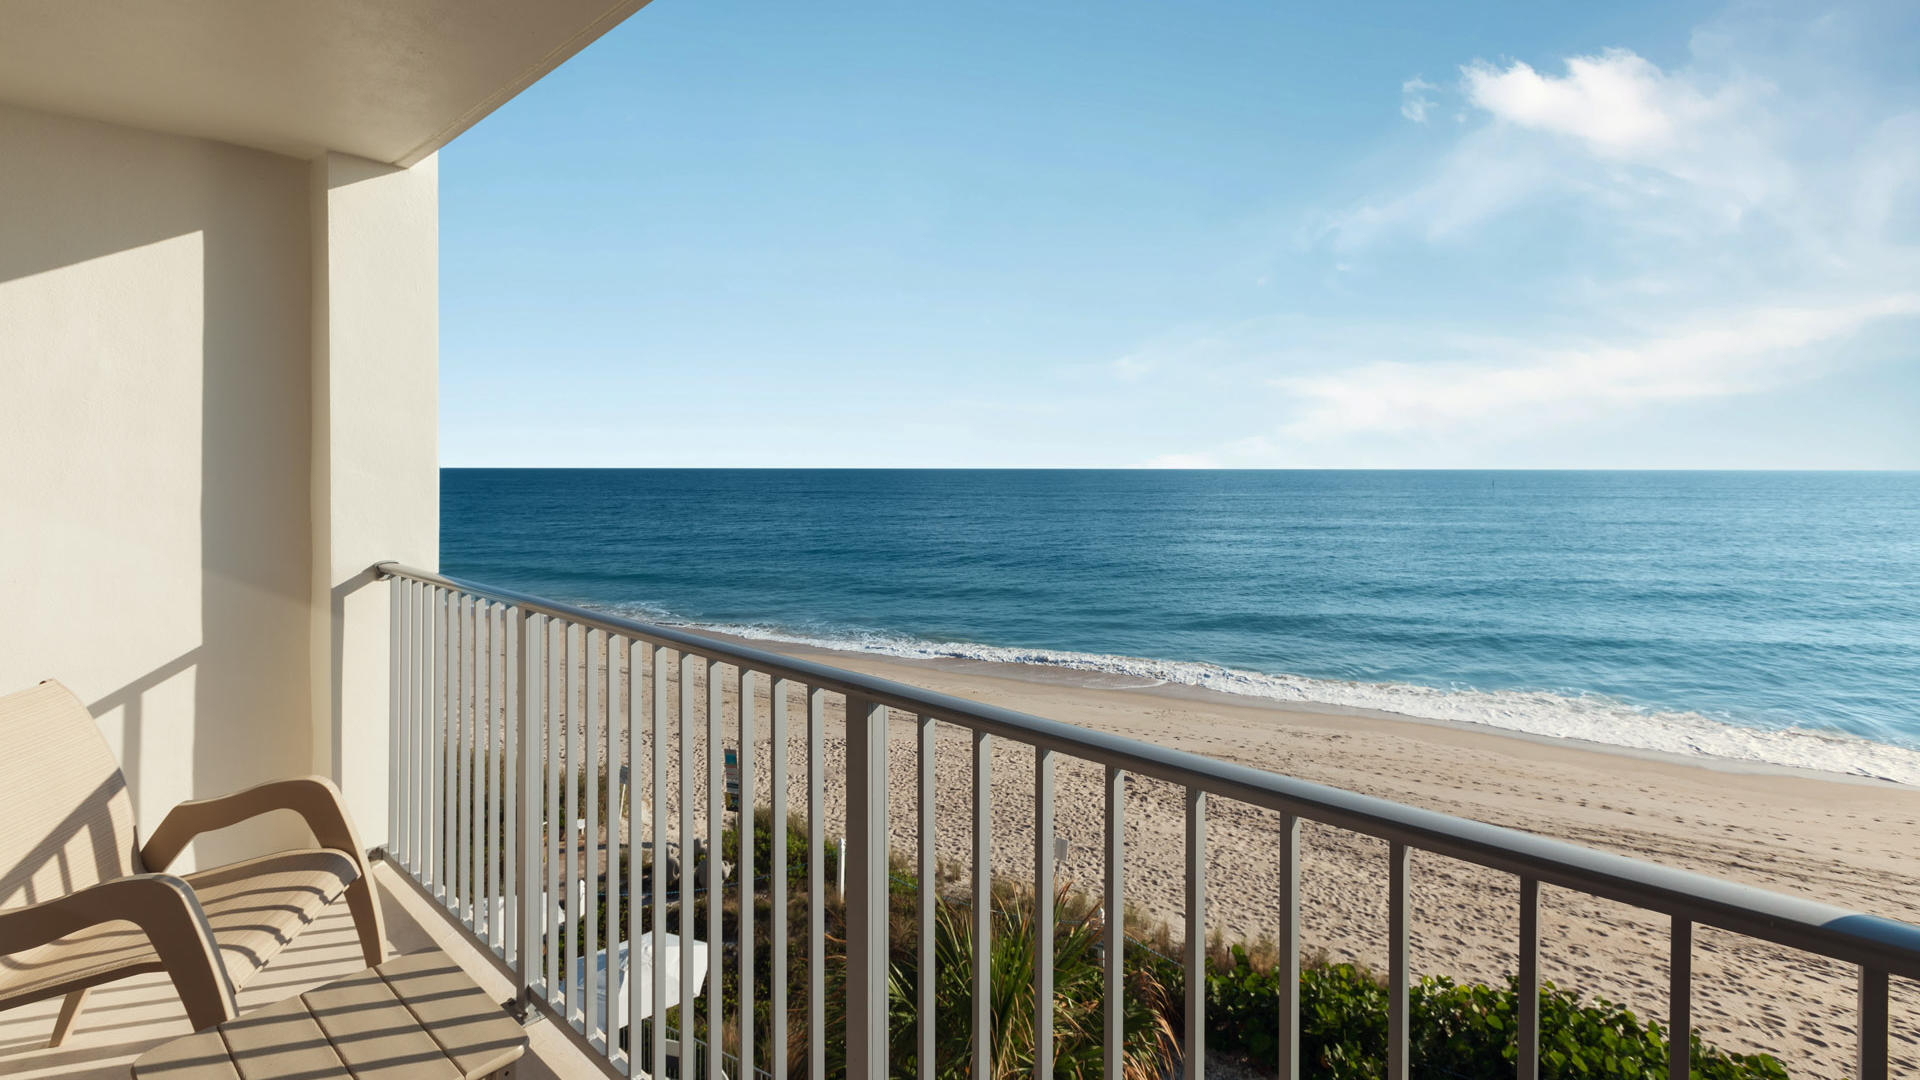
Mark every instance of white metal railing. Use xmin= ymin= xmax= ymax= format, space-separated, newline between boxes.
xmin=377 ymin=562 xmax=1917 ymax=1080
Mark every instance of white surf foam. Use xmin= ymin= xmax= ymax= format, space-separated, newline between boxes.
xmin=606 ymin=606 xmax=1920 ymax=786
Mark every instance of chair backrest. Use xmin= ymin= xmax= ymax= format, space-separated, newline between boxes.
xmin=0 ymin=680 xmax=141 ymax=910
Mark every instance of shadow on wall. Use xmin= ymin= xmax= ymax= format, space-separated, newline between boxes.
xmin=0 ymin=104 xmax=313 ymax=869
xmin=84 ymin=651 xmax=199 ymax=805
xmin=330 ymin=566 xmax=380 ymax=793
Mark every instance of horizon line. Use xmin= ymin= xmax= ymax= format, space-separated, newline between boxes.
xmin=436 ymin=464 xmax=1920 ymax=472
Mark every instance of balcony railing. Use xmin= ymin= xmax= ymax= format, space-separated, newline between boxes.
xmin=374 ymin=562 xmax=1919 ymax=1080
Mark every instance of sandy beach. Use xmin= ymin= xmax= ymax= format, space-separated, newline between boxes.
xmin=568 ymin=632 xmax=1920 ymax=1077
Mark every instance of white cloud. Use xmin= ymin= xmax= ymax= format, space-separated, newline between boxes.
xmin=1400 ymin=77 xmax=1439 ymax=123
xmin=1319 ymin=39 xmax=1799 ymax=250
xmin=1269 ymin=295 xmax=1920 ymax=440
xmin=1462 ymin=50 xmax=1692 ymax=155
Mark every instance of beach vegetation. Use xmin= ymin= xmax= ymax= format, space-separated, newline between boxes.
xmin=1131 ymin=941 xmax=1794 ymax=1079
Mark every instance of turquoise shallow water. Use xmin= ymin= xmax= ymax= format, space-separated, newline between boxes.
xmin=443 ymin=469 xmax=1920 ymax=781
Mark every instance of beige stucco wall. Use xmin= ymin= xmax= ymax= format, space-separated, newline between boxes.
xmin=0 ymin=104 xmax=436 ymax=870
xmin=0 ymin=103 xmax=315 ymax=867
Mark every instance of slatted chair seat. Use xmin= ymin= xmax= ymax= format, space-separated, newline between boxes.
xmin=0 ymin=848 xmax=357 ymax=1010
xmin=0 ymin=680 xmax=385 ymax=1045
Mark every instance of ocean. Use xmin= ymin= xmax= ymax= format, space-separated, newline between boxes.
xmin=442 ymin=469 xmax=1920 ymax=783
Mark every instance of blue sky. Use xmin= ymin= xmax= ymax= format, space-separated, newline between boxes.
xmin=440 ymin=0 xmax=1920 ymax=468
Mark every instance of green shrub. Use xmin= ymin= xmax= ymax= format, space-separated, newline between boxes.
xmin=1170 ymin=944 xmax=1792 ymax=1080
xmin=874 ymin=881 xmax=1179 ymax=1080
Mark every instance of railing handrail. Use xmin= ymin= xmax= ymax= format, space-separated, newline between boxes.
xmin=373 ymin=561 xmax=1920 ymax=984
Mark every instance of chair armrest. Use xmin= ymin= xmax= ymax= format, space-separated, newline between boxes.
xmin=141 ymin=776 xmax=370 ymax=875
xmin=0 ymin=874 xmax=237 ymax=1029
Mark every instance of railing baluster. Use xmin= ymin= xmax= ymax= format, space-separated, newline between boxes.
xmin=626 ymin=639 xmax=646 ymax=1078
xmin=1670 ymin=918 xmax=1691 ymax=1080
xmin=439 ymin=588 xmax=453 ymax=902
xmin=1104 ymin=767 xmax=1124 ymax=1080
xmin=680 ymin=652 xmax=698 ymax=1078
xmin=585 ymin=628 xmax=603 ymax=1042
xmin=1035 ymin=746 xmax=1056 ymax=1080
xmin=390 ymin=575 xmax=406 ymax=869
xmin=546 ymin=617 xmax=563 ymax=1006
xmin=596 ymin=632 xmax=613 ymax=1049
xmin=419 ymin=586 xmax=430 ymax=878
xmin=474 ymin=604 xmax=489 ymax=942
xmin=706 ymin=659 xmax=725 ymax=1080
xmin=491 ymin=604 xmax=507 ymax=953
xmin=1859 ymin=966 xmax=1889 ymax=1080
xmin=411 ymin=580 xmax=425 ymax=873
xmin=566 ymin=623 xmax=583 ymax=1030
xmin=439 ymin=588 xmax=455 ymax=899
xmin=477 ymin=600 xmax=489 ymax=930
xmin=466 ymin=594 xmax=479 ymax=920
xmin=1278 ymin=811 xmax=1300 ymax=1080
xmin=652 ymin=645 xmax=671 ymax=1080
xmin=462 ymin=595 xmax=478 ymax=926
xmin=1185 ymin=789 xmax=1206 ymax=1080
xmin=845 ymin=692 xmax=888 ymax=1080
xmin=473 ymin=599 xmax=489 ymax=937
xmin=487 ymin=604 xmax=503 ymax=947
xmin=472 ymin=597 xmax=485 ymax=926
xmin=417 ymin=581 xmax=432 ymax=881
xmin=417 ymin=580 xmax=427 ymax=872
xmin=425 ymin=582 xmax=436 ymax=882
xmin=1517 ymin=876 xmax=1539 ymax=1080
xmin=499 ymin=607 xmax=514 ymax=957
xmin=972 ymin=730 xmax=991 ymax=1080
xmin=412 ymin=580 xmax=428 ymax=876
xmin=608 ymin=635 xmax=625 ymax=1066
xmin=771 ymin=678 xmax=791 ymax=1080
xmin=516 ymin=610 xmax=539 ymax=1006
xmin=739 ymin=671 xmax=757 ymax=1080
xmin=808 ymin=686 xmax=826 ymax=1080
xmin=465 ymin=600 xmax=478 ymax=933
xmin=459 ymin=595 xmax=473 ymax=923
xmin=919 ymin=714 xmax=936 ymax=1080
xmin=1388 ymin=842 xmax=1409 ymax=1080
xmin=412 ymin=581 xmax=423 ymax=879
xmin=451 ymin=595 xmax=462 ymax=914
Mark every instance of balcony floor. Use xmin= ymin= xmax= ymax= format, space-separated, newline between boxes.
xmin=0 ymin=861 xmax=604 ymax=1080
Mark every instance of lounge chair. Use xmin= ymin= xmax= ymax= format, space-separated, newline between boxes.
xmin=0 ymin=680 xmax=385 ymax=1046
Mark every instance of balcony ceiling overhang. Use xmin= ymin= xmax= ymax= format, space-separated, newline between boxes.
xmin=0 ymin=0 xmax=652 ymax=166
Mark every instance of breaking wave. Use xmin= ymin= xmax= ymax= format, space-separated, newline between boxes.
xmin=608 ymin=607 xmax=1920 ymax=786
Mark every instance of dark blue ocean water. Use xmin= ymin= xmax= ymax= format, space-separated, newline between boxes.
xmin=443 ymin=469 xmax=1920 ymax=781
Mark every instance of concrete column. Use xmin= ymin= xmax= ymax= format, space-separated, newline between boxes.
xmin=309 ymin=151 xmax=439 ymax=845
